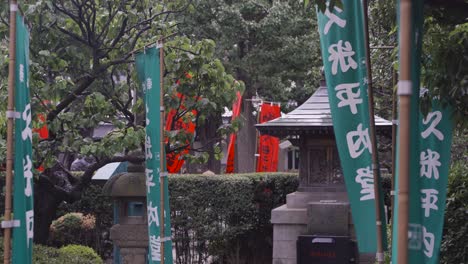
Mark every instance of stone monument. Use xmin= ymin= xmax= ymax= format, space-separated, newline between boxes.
xmin=103 ymin=157 xmax=148 ymax=264
xmin=256 ymin=80 xmax=391 ymax=264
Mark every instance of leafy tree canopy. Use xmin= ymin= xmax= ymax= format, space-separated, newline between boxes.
xmin=177 ymin=0 xmax=323 ymax=110
xmin=0 ymin=0 xmax=243 ymax=242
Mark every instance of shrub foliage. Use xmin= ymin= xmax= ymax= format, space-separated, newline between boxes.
xmin=49 ymin=212 xmax=96 ymax=248
xmin=168 ymin=172 xmax=298 ymax=264
xmin=440 ymin=161 xmax=468 ymax=263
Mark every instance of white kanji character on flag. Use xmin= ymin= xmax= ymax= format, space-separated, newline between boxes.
xmin=145 ymin=135 xmax=153 ymax=160
xmin=420 ymin=149 xmax=441 ymax=179
xmin=335 ymin=82 xmax=363 ymax=114
xmin=423 ymin=226 xmax=435 ymax=258
xmin=323 ymin=6 xmax=346 ymax=35
xmin=22 ymin=103 xmax=32 ymax=142
xmin=421 ymin=111 xmax=444 ymax=141
xmin=146 ymin=104 xmax=150 ymax=126
xmin=145 ymin=168 xmax=156 ymax=194
xmin=420 ymin=189 xmax=439 ymax=217
xmin=346 ymin=123 xmax=372 ymax=159
xmin=355 ymin=166 xmax=374 ymax=201
xmin=24 ymin=155 xmax=33 ymax=197
xmin=147 ymin=201 xmax=160 ymax=227
xmin=26 ymin=210 xmax=34 ymax=248
xmin=146 ymin=78 xmax=153 ymax=90
xmin=328 ymin=40 xmax=357 ymax=75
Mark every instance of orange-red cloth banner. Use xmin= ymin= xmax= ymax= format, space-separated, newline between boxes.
xmin=226 ymin=91 xmax=242 ymax=173
xmin=34 ymin=113 xmax=49 ymax=139
xmin=33 ymin=111 xmax=49 ymax=172
xmin=165 ymin=93 xmax=196 ymax=173
xmin=256 ymin=103 xmax=281 ymax=172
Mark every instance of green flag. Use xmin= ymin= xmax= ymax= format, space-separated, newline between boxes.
xmin=12 ymin=13 xmax=34 ymax=264
xmin=316 ymin=1 xmax=387 ymax=252
xmin=135 ymin=46 xmax=173 ymax=264
xmin=415 ymin=99 xmax=453 ymax=263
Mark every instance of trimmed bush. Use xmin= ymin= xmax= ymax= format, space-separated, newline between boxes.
xmin=57 ymin=244 xmax=103 ymax=264
xmin=49 ymin=212 xmax=96 ymax=248
xmin=33 ymin=244 xmax=61 ymax=264
xmin=56 ymin=183 xmax=113 ymax=258
xmin=0 ymin=238 xmax=101 ymax=264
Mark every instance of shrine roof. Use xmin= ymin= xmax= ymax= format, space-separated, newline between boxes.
xmin=256 ymin=81 xmax=392 ymax=137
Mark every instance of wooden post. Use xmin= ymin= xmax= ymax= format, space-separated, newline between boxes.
xmin=396 ymin=0 xmax=412 ymax=263
xmin=3 ymin=1 xmax=17 ymax=264
xmin=159 ymin=41 xmax=166 ymax=264
xmin=362 ymin=1 xmax=385 ymax=263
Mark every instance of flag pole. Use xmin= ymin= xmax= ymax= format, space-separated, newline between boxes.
xmin=396 ymin=0 xmax=412 ymax=263
xmin=362 ymin=1 xmax=385 ymax=263
xmin=3 ymin=1 xmax=17 ymax=263
xmin=390 ymin=69 xmax=398 ymax=230
xmin=159 ymin=40 xmax=166 ymax=264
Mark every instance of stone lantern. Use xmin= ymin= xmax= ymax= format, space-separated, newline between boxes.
xmin=256 ymin=80 xmax=391 ymax=264
xmin=103 ymin=158 xmax=148 ymax=264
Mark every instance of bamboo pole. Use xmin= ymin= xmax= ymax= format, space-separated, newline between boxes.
xmin=159 ymin=41 xmax=166 ymax=264
xmin=396 ymin=0 xmax=412 ymax=263
xmin=3 ymin=1 xmax=17 ymax=263
xmin=362 ymin=1 xmax=384 ymax=263
xmin=390 ymin=69 xmax=398 ymax=228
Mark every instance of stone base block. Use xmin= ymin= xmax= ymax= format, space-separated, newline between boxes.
xmin=272 ymin=205 xmax=308 ymax=263
xmin=286 ymin=191 xmax=349 ymax=208
xmin=120 ymin=248 xmax=147 ymax=264
xmin=307 ymin=201 xmax=350 ymax=236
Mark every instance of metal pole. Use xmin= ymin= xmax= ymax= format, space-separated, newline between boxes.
xmin=396 ymin=0 xmax=412 ymax=263
xmin=3 ymin=1 xmax=17 ymax=263
xmin=362 ymin=1 xmax=385 ymax=263
xmin=159 ymin=41 xmax=166 ymax=264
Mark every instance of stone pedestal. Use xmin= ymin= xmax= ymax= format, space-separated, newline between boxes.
xmin=272 ymin=191 xmax=375 ymax=264
xmin=110 ymin=223 xmax=148 ymax=264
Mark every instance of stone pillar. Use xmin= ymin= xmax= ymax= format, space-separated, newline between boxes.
xmin=110 ymin=223 xmax=148 ymax=264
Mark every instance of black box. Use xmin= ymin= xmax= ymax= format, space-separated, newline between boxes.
xmin=297 ymin=235 xmax=356 ymax=264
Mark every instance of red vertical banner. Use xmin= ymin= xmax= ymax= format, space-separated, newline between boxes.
xmin=165 ymin=93 xmax=197 ymax=173
xmin=256 ymin=103 xmax=281 ymax=172
xmin=226 ymin=91 xmax=242 ymax=173
xmin=35 ymin=113 xmax=49 ymax=139
xmin=33 ymin=102 xmax=50 ymax=172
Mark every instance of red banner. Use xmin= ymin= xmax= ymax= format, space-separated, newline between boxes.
xmin=165 ymin=93 xmax=196 ymax=173
xmin=256 ymin=103 xmax=281 ymax=172
xmin=33 ymin=103 xmax=50 ymax=172
xmin=34 ymin=113 xmax=49 ymax=139
xmin=226 ymin=91 xmax=242 ymax=173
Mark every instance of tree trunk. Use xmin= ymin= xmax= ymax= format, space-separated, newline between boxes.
xmin=33 ymin=179 xmax=63 ymax=244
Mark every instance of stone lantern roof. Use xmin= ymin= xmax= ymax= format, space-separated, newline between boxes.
xmin=255 ymin=80 xmax=392 ymax=137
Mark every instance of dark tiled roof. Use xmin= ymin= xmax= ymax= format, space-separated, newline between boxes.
xmin=256 ymin=83 xmax=392 ymax=137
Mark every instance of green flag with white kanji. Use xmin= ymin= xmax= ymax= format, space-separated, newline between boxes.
xmin=135 ymin=46 xmax=173 ymax=264
xmin=316 ymin=1 xmax=387 ymax=253
xmin=12 ymin=13 xmax=34 ymax=264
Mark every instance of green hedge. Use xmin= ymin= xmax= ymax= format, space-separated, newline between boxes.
xmin=168 ymin=172 xmax=298 ymax=264
xmin=0 ymin=239 xmax=102 ymax=264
